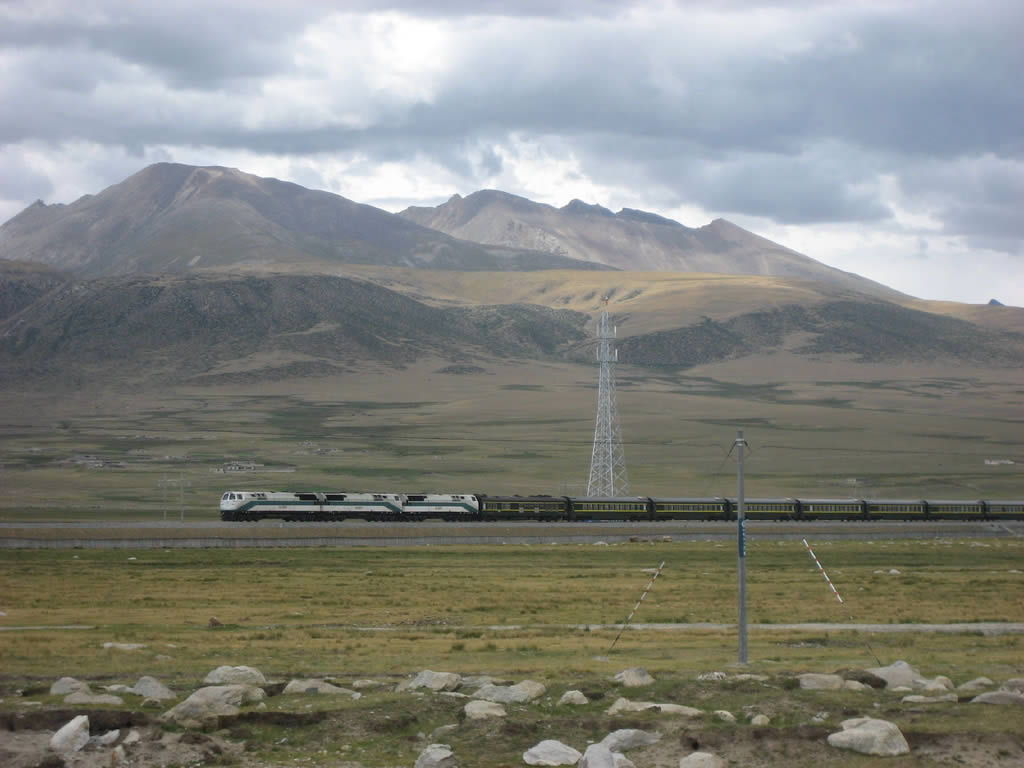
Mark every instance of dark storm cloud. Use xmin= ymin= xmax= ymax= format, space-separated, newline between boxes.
xmin=0 ymin=1 xmax=318 ymax=89
xmin=901 ymin=157 xmax=1024 ymax=251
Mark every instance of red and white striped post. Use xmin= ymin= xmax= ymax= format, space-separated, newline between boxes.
xmin=802 ymin=538 xmax=844 ymax=603
xmin=609 ymin=561 xmax=665 ymax=650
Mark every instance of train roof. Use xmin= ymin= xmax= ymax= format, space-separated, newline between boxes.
xmin=651 ymin=497 xmax=729 ymax=503
xmin=568 ymin=496 xmax=651 ymax=502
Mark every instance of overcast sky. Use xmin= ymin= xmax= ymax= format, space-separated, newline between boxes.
xmin=1 ymin=0 xmax=1022 ymax=305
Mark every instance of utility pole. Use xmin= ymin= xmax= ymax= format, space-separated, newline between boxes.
xmin=735 ymin=429 xmax=748 ymax=664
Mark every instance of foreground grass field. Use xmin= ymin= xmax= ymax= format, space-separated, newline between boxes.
xmin=2 ymin=539 xmax=1023 ymax=766
xmin=2 ymin=540 xmax=1022 ymax=684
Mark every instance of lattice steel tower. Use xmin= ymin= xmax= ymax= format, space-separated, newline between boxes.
xmin=587 ymin=300 xmax=629 ymax=496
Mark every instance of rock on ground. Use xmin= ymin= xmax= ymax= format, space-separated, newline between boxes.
xmin=558 ymin=690 xmax=588 ymax=706
xmin=463 ymin=700 xmax=506 ymax=720
xmin=599 ymin=729 xmax=660 ymax=752
xmin=414 ymin=743 xmax=455 ymax=768
xmin=971 ymin=691 xmax=1024 ymax=706
xmin=405 ymin=670 xmax=462 ymax=692
xmin=865 ymin=660 xmax=921 ymax=689
xmin=902 ymin=694 xmax=957 ymax=704
xmin=161 ymin=685 xmax=265 ymax=727
xmin=64 ymin=691 xmax=124 ymax=706
xmin=606 ymin=697 xmax=701 ymax=717
xmin=579 ymin=743 xmax=617 ymax=768
xmin=49 ymin=715 xmax=90 ymax=753
xmin=203 ymin=665 xmax=266 ymax=685
xmin=827 ymin=717 xmax=910 ymax=756
xmin=283 ymin=678 xmax=357 ymax=696
xmin=132 ymin=676 xmax=175 ymax=700
xmin=473 ymin=680 xmax=545 ymax=703
xmin=957 ymin=677 xmax=994 ymax=692
xmin=798 ymin=673 xmax=843 ymax=690
xmin=613 ymin=668 xmax=655 ymax=687
xmin=679 ymin=752 xmax=726 ymax=768
xmin=1002 ymin=678 xmax=1024 ymax=693
xmin=50 ymin=677 xmax=89 ymax=695
xmin=523 ymin=739 xmax=582 ymax=766
xmin=352 ymin=679 xmax=384 ymax=689
xmin=750 ymin=714 xmax=770 ymax=726
xmin=714 ymin=710 xmax=736 ymax=723
xmin=696 ymin=671 xmax=726 ymax=682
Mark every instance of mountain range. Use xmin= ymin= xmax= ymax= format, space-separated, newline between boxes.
xmin=400 ymin=190 xmax=899 ymax=297
xmin=0 ymin=164 xmax=607 ymax=276
xmin=0 ymin=162 xmax=1022 ymax=392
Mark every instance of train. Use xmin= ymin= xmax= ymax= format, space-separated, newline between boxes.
xmin=219 ymin=491 xmax=1024 ymax=522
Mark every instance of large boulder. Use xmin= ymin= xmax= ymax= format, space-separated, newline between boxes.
xmin=579 ymin=743 xmax=617 ymax=768
xmin=798 ymin=673 xmax=843 ymax=690
xmin=161 ymin=685 xmax=265 ymax=727
xmin=523 ymin=740 xmax=582 ymax=766
xmin=49 ymin=715 xmax=90 ymax=753
xmin=971 ymin=691 xmax=1024 ymax=706
xmin=203 ymin=665 xmax=266 ymax=685
xmin=957 ymin=677 xmax=994 ymax=692
xmin=865 ymin=661 xmax=922 ymax=689
xmin=606 ymin=697 xmax=701 ymax=717
xmin=50 ymin=677 xmax=90 ymax=696
xmin=679 ymin=753 xmax=726 ymax=768
xmin=406 ymin=670 xmax=462 ymax=692
xmin=835 ymin=669 xmax=887 ymax=689
xmin=827 ymin=718 xmax=910 ymax=756
xmin=132 ymin=676 xmax=175 ymax=700
xmin=1001 ymin=678 xmax=1024 ymax=694
xmin=473 ymin=680 xmax=545 ymax=703
xmin=599 ymin=729 xmax=660 ymax=752
xmin=283 ymin=679 xmax=357 ymax=696
xmin=463 ymin=700 xmax=506 ymax=720
xmin=414 ymin=743 xmax=455 ymax=768
xmin=612 ymin=668 xmax=655 ymax=687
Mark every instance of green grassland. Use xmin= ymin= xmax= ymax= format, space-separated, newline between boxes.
xmin=0 ymin=354 xmax=1021 ymax=521
xmin=2 ymin=540 xmax=1022 ymax=679
xmin=1 ymin=540 xmax=1023 ymax=767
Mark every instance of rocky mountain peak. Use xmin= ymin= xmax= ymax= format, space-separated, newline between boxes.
xmin=562 ymin=199 xmax=615 ymax=217
xmin=615 ymin=208 xmax=685 ymax=228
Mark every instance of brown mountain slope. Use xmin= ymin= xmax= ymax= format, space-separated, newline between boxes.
xmin=0 ymin=164 xmax=610 ymax=276
xmin=400 ymin=190 xmax=901 ymax=298
xmin=0 ymin=259 xmax=70 ymax=322
xmin=2 ymin=271 xmax=1021 ymax=394
xmin=0 ymin=272 xmax=590 ymax=388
